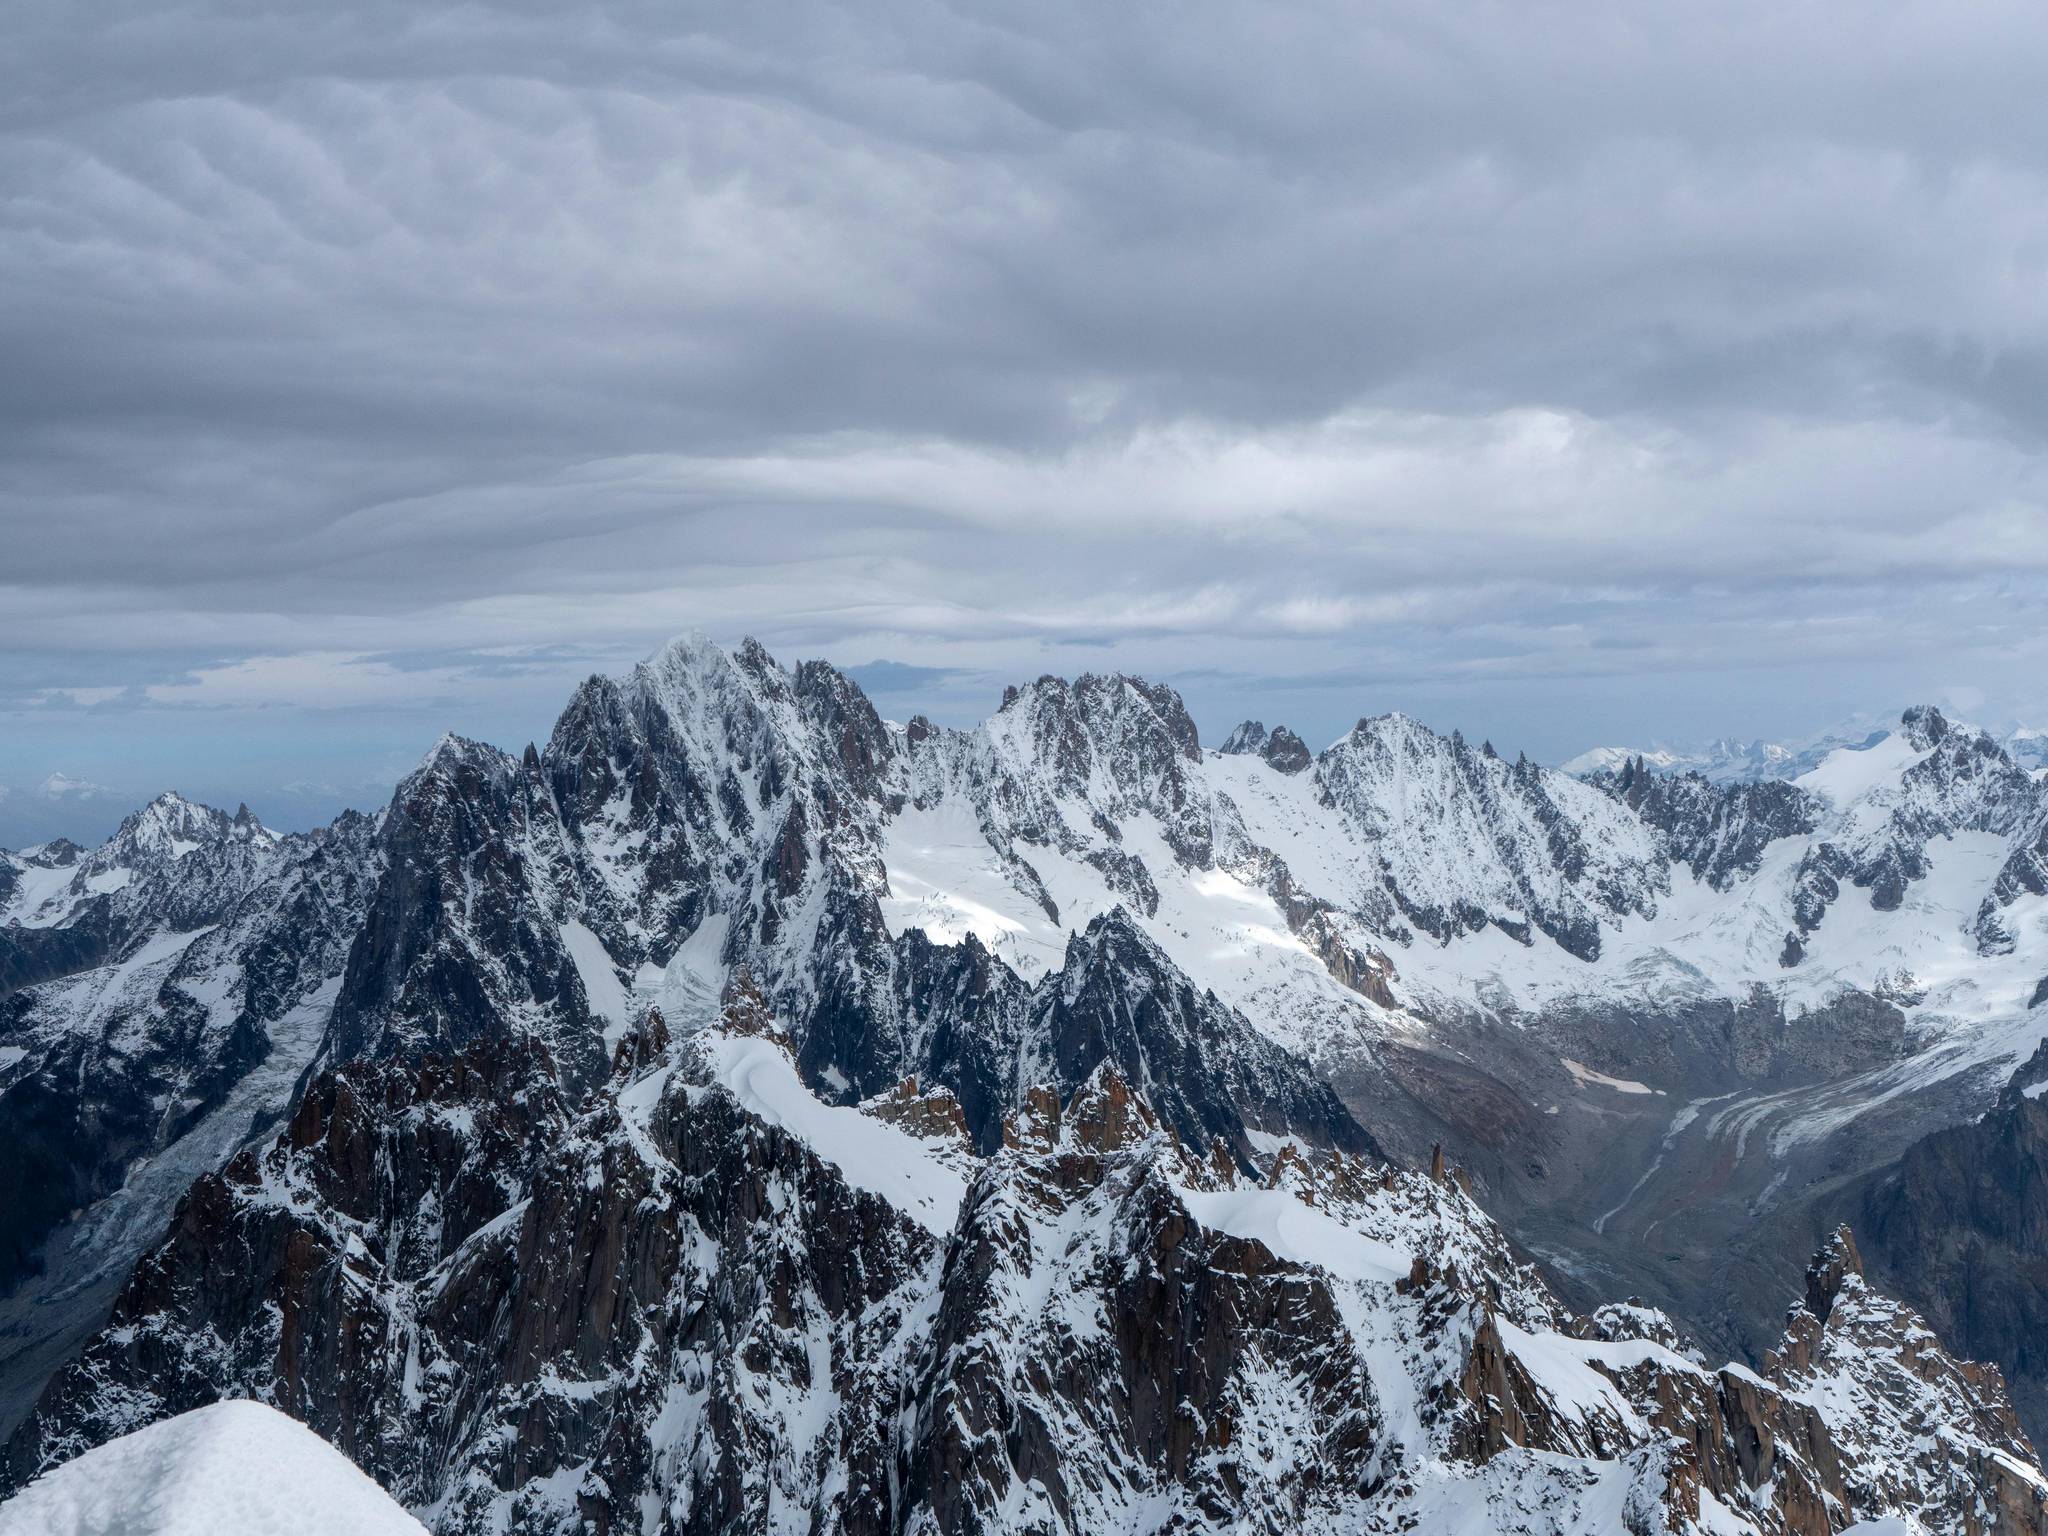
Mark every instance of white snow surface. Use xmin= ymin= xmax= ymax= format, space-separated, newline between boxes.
xmin=922 ymin=702 xmax=2048 ymax=1133
xmin=561 ymin=919 xmax=632 ymax=1050
xmin=692 ymin=1033 xmax=967 ymax=1235
xmin=0 ymin=1401 xmax=426 ymax=1536
xmin=871 ymin=704 xmax=2048 ymax=1107
xmin=1562 ymin=1058 xmax=1664 ymax=1095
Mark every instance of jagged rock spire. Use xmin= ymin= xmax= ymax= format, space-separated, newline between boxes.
xmin=1802 ymin=1225 xmax=1864 ymax=1324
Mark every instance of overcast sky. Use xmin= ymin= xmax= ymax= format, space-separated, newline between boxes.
xmin=6 ymin=0 xmax=2048 ymax=842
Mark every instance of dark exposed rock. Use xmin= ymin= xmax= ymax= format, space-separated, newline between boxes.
xmin=1219 ymin=719 xmax=1310 ymax=774
xmin=1606 ymin=760 xmax=1817 ymax=890
xmin=1261 ymin=725 xmax=1311 ymax=774
xmin=1532 ymin=986 xmax=1906 ymax=1093
xmin=9 ymin=1032 xmax=2036 ymax=1535
xmin=1768 ymin=1227 xmax=2048 ymax=1536
xmin=1856 ymin=1043 xmax=2048 ymax=1446
xmin=842 ymin=909 xmax=1379 ymax=1162
xmin=1025 ymin=910 xmax=1377 ymax=1165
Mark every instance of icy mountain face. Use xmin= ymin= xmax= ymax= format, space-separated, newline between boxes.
xmin=1 ymin=792 xmax=281 ymax=941
xmin=1837 ymin=707 xmax=2036 ymax=910
xmin=0 ymin=793 xmax=285 ymax=999
xmin=317 ymin=639 xmax=1364 ymax=1169
xmin=0 ymin=800 xmax=382 ymax=1289
xmin=1606 ymin=758 xmax=1817 ymax=892
xmin=1573 ymin=705 xmax=2048 ymax=974
xmin=1315 ymin=715 xmax=1668 ymax=959
xmin=9 ymin=1015 xmax=2038 ymax=1536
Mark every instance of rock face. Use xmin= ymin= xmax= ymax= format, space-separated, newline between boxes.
xmin=304 ymin=638 xmax=1371 ymax=1167
xmin=1312 ymin=715 xmax=1670 ymax=960
xmin=1607 ymin=759 xmax=1816 ymax=891
xmin=1768 ymin=1229 xmax=2048 ymax=1536
xmin=1218 ymin=720 xmax=1311 ymax=774
xmin=1856 ymin=1041 xmax=2048 ymax=1442
xmin=9 ymin=1010 xmax=2037 ymax=1535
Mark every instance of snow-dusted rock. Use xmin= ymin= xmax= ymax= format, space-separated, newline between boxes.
xmin=0 ymin=800 xmax=381 ymax=1286
xmin=11 ymin=1020 xmax=2035 ymax=1535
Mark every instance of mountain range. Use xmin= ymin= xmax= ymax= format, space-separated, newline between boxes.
xmin=5 ymin=631 xmax=2048 ymax=1533
xmin=1562 ymin=721 xmax=2048 ymax=784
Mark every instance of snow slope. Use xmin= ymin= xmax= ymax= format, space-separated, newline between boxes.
xmin=688 ymin=1032 xmax=968 ymax=1235
xmin=0 ymin=1400 xmax=425 ymax=1536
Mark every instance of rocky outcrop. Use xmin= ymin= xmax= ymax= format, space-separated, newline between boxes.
xmin=906 ymin=1072 xmax=1380 ymax=1534
xmin=1767 ymin=1228 xmax=2048 ymax=1535
xmin=1217 ymin=720 xmax=1310 ymax=774
xmin=1020 ymin=910 xmax=1377 ymax=1165
xmin=10 ymin=1018 xmax=2039 ymax=1536
xmin=1605 ymin=759 xmax=1817 ymax=890
xmin=1857 ymin=1043 xmax=2048 ymax=1446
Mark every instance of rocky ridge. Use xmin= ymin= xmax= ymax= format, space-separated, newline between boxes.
xmin=7 ymin=993 xmax=2039 ymax=1534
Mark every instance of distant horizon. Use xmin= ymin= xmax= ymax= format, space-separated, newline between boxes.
xmin=0 ymin=630 xmax=2016 ymax=849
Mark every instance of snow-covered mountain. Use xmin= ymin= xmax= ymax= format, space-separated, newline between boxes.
xmin=0 ymin=793 xmax=382 ymax=1430
xmin=1565 ymin=721 xmax=2048 ymax=787
xmin=1559 ymin=730 xmax=1887 ymax=785
xmin=8 ymin=631 xmax=2048 ymax=1531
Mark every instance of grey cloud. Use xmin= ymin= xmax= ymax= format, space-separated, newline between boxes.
xmin=6 ymin=0 xmax=2048 ymax=842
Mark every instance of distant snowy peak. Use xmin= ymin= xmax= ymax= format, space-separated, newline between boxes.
xmin=1217 ymin=718 xmax=1269 ymax=755
xmin=106 ymin=791 xmax=276 ymax=863
xmin=1563 ymin=728 xmax=1889 ymax=785
xmin=32 ymin=772 xmax=114 ymax=802
xmin=1316 ymin=710 xmax=1665 ymax=959
xmin=1216 ymin=718 xmax=1312 ymax=773
xmin=1577 ymin=705 xmax=2048 ymax=790
xmin=985 ymin=670 xmax=1204 ymax=809
xmin=2007 ymin=726 xmax=2048 ymax=774
xmin=1559 ymin=743 xmax=1692 ymax=778
xmin=1 ymin=790 xmax=287 ymax=931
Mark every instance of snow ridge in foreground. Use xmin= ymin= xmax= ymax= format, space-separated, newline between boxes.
xmin=0 ymin=1400 xmax=425 ymax=1536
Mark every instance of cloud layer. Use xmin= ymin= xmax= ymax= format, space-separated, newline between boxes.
xmin=6 ymin=0 xmax=2048 ymax=835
